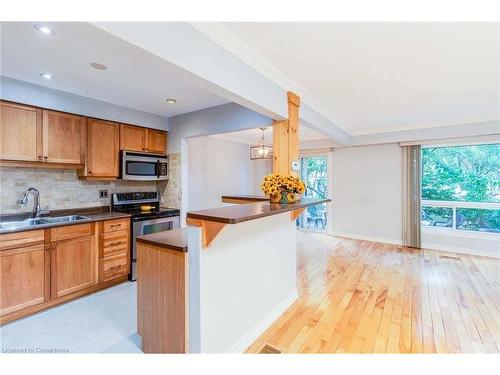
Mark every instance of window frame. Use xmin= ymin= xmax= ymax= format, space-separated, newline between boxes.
xmin=420 ymin=143 xmax=500 ymax=237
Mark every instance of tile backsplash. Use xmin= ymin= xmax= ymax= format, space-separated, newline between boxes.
xmin=0 ymin=154 xmax=182 ymax=215
xmin=158 ymin=152 xmax=181 ymax=210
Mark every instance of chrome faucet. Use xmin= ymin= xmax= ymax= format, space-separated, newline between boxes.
xmin=18 ymin=187 xmax=42 ymax=218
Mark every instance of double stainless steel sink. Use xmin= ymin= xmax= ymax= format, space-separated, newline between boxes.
xmin=0 ymin=215 xmax=91 ymax=232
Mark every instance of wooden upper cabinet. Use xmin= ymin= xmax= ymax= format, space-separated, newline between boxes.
xmin=83 ymin=118 xmax=120 ymax=179
xmin=0 ymin=101 xmax=42 ymax=162
xmin=1 ymin=100 xmax=166 ymax=175
xmin=120 ymin=124 xmax=146 ymax=152
xmin=0 ymin=102 xmax=85 ymax=166
xmin=146 ymin=129 xmax=167 ymax=154
xmin=120 ymin=124 xmax=167 ymax=154
xmin=42 ymin=109 xmax=85 ymax=165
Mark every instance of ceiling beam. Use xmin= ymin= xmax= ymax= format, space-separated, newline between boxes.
xmin=92 ymin=22 xmax=352 ymax=146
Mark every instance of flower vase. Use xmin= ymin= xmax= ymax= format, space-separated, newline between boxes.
xmin=270 ymin=193 xmax=281 ymax=203
xmin=280 ymin=190 xmax=296 ymax=204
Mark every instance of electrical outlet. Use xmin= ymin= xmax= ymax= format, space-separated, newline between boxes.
xmin=368 ymin=222 xmax=374 ymax=229
xmin=99 ymin=190 xmax=109 ymax=199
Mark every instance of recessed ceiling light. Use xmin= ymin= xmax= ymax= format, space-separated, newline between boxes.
xmin=33 ymin=24 xmax=54 ymax=36
xmin=166 ymin=98 xmax=177 ymax=104
xmin=90 ymin=62 xmax=108 ymax=70
xmin=39 ymin=73 xmax=53 ymax=80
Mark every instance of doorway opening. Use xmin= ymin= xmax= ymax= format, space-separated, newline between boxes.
xmin=297 ymin=154 xmax=329 ymax=232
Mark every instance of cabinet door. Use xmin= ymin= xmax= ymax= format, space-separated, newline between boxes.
xmin=51 ymin=236 xmax=95 ymax=299
xmin=87 ymin=118 xmax=119 ymax=178
xmin=0 ymin=101 xmax=42 ymax=161
xmin=0 ymin=244 xmax=49 ymax=316
xmin=120 ymin=124 xmax=146 ymax=152
xmin=146 ymin=129 xmax=167 ymax=154
xmin=43 ymin=109 xmax=85 ymax=164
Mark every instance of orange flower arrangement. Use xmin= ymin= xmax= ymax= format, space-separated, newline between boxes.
xmin=260 ymin=173 xmax=306 ymax=203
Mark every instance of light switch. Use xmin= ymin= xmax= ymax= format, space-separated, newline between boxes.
xmin=291 ymin=160 xmax=300 ymax=172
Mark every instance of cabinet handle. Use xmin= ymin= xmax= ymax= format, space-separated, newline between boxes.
xmin=43 ymin=156 xmax=48 ymax=161
xmin=109 ymin=241 xmax=125 ymax=246
xmin=110 ymin=265 xmax=122 ymax=270
xmin=45 ymin=244 xmax=50 ymax=251
xmin=51 ymin=244 xmax=57 ymax=250
xmin=88 ymin=170 xmax=92 ymax=175
xmin=110 ymin=224 xmax=121 ymax=228
xmin=38 ymin=155 xmax=43 ymax=161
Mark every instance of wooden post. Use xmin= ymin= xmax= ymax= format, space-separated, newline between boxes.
xmin=272 ymin=91 xmax=300 ymax=176
xmin=287 ymin=92 xmax=300 ymax=177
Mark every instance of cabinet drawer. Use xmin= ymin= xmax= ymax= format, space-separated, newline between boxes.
xmin=50 ymin=223 xmax=93 ymax=242
xmin=100 ymin=230 xmax=129 ymax=258
xmin=102 ymin=218 xmax=129 ymax=233
xmin=0 ymin=229 xmax=45 ymax=251
xmin=100 ymin=253 xmax=128 ymax=282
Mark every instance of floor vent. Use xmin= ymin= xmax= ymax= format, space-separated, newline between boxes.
xmin=439 ymin=255 xmax=462 ymax=261
xmin=259 ymin=344 xmax=283 ymax=354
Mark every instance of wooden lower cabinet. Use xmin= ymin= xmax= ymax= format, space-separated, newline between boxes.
xmin=100 ymin=253 xmax=128 ymax=283
xmin=0 ymin=243 xmax=49 ymax=316
xmin=51 ymin=235 xmax=95 ymax=299
xmin=0 ymin=219 xmax=130 ymax=324
xmin=98 ymin=219 xmax=130 ymax=283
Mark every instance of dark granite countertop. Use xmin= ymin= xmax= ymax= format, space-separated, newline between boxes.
xmin=136 ymin=228 xmax=188 ymax=252
xmin=0 ymin=206 xmax=131 ymax=235
xmin=187 ymin=197 xmax=331 ymax=225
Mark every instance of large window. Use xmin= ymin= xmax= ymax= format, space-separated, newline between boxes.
xmin=421 ymin=143 xmax=499 ymax=234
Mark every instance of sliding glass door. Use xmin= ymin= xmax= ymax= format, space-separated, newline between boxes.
xmin=297 ymin=154 xmax=330 ymax=232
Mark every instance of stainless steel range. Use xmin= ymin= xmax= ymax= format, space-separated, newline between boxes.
xmin=111 ymin=192 xmax=180 ymax=281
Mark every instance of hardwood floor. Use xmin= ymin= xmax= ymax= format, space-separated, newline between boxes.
xmin=246 ymin=231 xmax=500 ymax=353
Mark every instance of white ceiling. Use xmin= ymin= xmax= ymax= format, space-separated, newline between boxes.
xmin=199 ymin=22 xmax=500 ymax=135
xmin=211 ymin=124 xmax=336 ymax=146
xmin=0 ymin=22 xmax=229 ymax=118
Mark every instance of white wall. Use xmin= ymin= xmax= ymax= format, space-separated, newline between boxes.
xmin=187 ymin=212 xmax=297 ymax=353
xmin=168 ymin=102 xmax=271 ymax=153
xmin=330 ymin=143 xmax=403 ymax=244
xmin=422 ymin=230 xmax=499 ymax=259
xmin=1 ymin=76 xmax=169 ymax=131
xmin=329 ymin=142 xmax=499 ymax=258
xmin=187 ymin=136 xmax=271 ymax=211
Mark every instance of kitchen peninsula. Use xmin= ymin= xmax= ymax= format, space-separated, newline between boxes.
xmin=136 ymin=197 xmax=330 ymax=353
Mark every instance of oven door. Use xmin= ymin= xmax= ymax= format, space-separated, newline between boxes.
xmin=131 ymin=216 xmax=180 ymax=281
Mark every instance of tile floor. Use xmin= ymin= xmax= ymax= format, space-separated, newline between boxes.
xmin=0 ymin=282 xmax=142 ymax=354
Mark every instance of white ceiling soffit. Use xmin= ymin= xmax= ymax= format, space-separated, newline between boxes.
xmin=93 ymin=22 xmax=352 ymax=145
xmin=191 ymin=22 xmax=500 ymax=138
xmin=0 ymin=22 xmax=229 ymax=117
xmin=211 ymin=124 xmax=333 ymax=145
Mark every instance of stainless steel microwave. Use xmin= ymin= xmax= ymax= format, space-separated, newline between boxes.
xmin=121 ymin=151 xmax=169 ymax=181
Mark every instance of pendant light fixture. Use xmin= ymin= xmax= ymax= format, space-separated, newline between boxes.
xmin=250 ymin=127 xmax=273 ymax=160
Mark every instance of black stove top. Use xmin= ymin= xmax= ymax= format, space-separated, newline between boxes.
xmin=111 ymin=191 xmax=180 ymax=221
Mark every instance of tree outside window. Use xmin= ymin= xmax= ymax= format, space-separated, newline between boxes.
xmin=421 ymin=144 xmax=499 ymax=233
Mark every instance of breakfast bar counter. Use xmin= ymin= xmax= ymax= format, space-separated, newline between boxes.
xmin=188 ymin=197 xmax=330 ymax=224
xmin=136 ymin=197 xmax=330 ymax=353
xmin=136 ymin=228 xmax=187 ymax=252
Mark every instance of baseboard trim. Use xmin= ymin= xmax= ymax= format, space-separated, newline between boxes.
xmin=330 ymin=232 xmax=403 ymax=246
xmin=227 ymin=290 xmax=298 ymax=353
xmin=422 ymin=242 xmax=500 ymax=259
